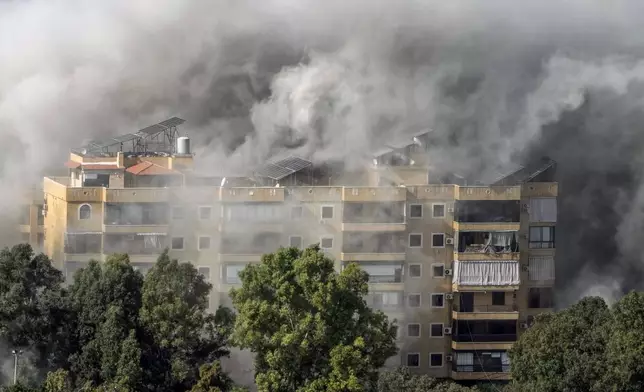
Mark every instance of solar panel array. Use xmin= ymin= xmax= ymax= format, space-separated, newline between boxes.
xmin=255 ymin=156 xmax=312 ymax=180
xmin=78 ymin=117 xmax=186 ymax=152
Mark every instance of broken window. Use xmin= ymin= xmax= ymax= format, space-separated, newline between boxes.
xmin=455 ymin=200 xmax=520 ymax=223
xmin=528 ymin=287 xmax=553 ymax=308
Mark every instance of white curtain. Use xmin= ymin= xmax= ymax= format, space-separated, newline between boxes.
xmin=143 ymin=235 xmax=161 ymax=249
xmin=454 ymin=260 xmax=520 ymax=286
xmin=501 ymin=352 xmax=511 ymax=371
xmin=487 ymin=232 xmax=515 ymax=247
xmin=457 ymin=352 xmax=474 ymax=371
xmin=530 ymin=198 xmax=557 ymax=222
xmin=529 ymin=257 xmax=555 ymax=281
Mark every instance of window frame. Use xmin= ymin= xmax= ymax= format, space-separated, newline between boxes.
xmin=406 ymin=353 xmax=421 ymax=368
xmin=291 ymin=205 xmax=304 ymax=220
xmin=529 ymin=226 xmax=556 ymax=249
xmin=429 ymin=353 xmax=444 ymax=368
xmin=431 ymin=233 xmax=446 ymax=248
xmin=407 ymin=293 xmax=422 ymax=308
xmin=432 ymin=263 xmax=445 ymax=278
xmin=78 ymin=204 xmax=92 ymax=220
xmin=430 ymin=293 xmax=445 ymax=308
xmin=408 ymin=264 xmax=422 ymax=278
xmin=430 ymin=323 xmax=444 ymax=338
xmin=198 ymin=205 xmax=213 ymax=221
xmin=320 ymin=236 xmax=334 ymax=250
xmin=198 ymin=266 xmax=211 ymax=282
xmin=492 ymin=291 xmax=506 ymax=306
xmin=409 ymin=204 xmax=423 ymax=219
xmin=321 ymin=205 xmax=334 ymax=219
xmin=408 ymin=233 xmax=423 ymax=248
xmin=171 ymin=237 xmax=185 ymax=250
xmin=407 ymin=323 xmax=421 ymax=338
xmin=432 ymin=203 xmax=446 ymax=218
xmin=289 ymin=235 xmax=303 ymax=249
xmin=197 ymin=235 xmax=212 ymax=251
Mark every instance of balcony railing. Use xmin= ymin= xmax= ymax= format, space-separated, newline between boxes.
xmin=452 ymin=364 xmax=510 ymax=373
xmin=452 ymin=334 xmax=517 ymax=342
xmin=454 ymin=305 xmax=518 ymax=313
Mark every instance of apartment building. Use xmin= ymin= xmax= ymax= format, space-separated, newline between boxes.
xmin=29 ymin=118 xmax=557 ymax=381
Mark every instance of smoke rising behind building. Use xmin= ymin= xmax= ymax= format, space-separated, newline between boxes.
xmin=2 ymin=0 xmax=644 ymax=306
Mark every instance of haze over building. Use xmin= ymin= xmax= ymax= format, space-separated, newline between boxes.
xmin=16 ymin=118 xmax=558 ymax=383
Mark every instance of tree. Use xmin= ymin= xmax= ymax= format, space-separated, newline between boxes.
xmin=43 ymin=369 xmax=71 ymax=392
xmin=377 ymin=367 xmax=478 ymax=392
xmin=0 ymin=244 xmax=70 ymax=385
xmin=510 ymin=296 xmax=610 ymax=392
xmin=230 ymin=245 xmax=397 ymax=392
xmin=190 ymin=361 xmax=236 ymax=392
xmin=602 ymin=291 xmax=644 ymax=391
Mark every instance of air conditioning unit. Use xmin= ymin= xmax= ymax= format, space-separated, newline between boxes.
xmin=520 ymin=322 xmax=529 ymax=329
xmin=445 ymin=238 xmax=454 ymax=245
xmin=445 ymin=293 xmax=454 ymax=300
xmin=444 ymin=269 xmax=453 ymax=276
xmin=521 ymin=203 xmax=530 ymax=212
xmin=447 ymin=207 xmax=455 ymax=213
xmin=445 ymin=354 xmax=454 ymax=362
xmin=521 ymin=264 xmax=529 ymax=272
xmin=444 ymin=327 xmax=452 ymax=335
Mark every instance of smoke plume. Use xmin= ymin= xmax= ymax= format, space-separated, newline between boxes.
xmin=3 ymin=0 xmax=644 ymax=304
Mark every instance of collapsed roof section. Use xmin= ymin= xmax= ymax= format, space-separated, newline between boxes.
xmin=71 ymin=117 xmax=186 ymax=157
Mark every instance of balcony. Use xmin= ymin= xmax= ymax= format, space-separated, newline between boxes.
xmin=220 ymin=233 xmax=282 ymax=256
xmin=104 ymin=203 xmax=169 ymax=233
xmin=452 ymin=260 xmax=520 ymax=292
xmin=454 ymin=200 xmax=520 ymax=225
xmin=457 ymin=186 xmax=521 ymax=201
xmin=106 ymin=188 xmax=169 ymax=203
xmin=452 ymin=333 xmax=517 ymax=343
xmin=451 ymin=340 xmax=515 ymax=351
xmin=219 ymin=187 xmax=285 ymax=202
xmin=451 ymin=364 xmax=511 ymax=381
xmin=342 ymin=232 xmax=406 ymax=259
xmin=342 ymin=187 xmax=407 ymax=202
xmin=342 ymin=202 xmax=406 ymax=232
xmin=452 ymin=306 xmax=519 ymax=321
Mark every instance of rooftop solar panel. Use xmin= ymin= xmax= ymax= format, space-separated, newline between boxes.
xmin=111 ymin=133 xmax=140 ymax=143
xmin=255 ymin=163 xmax=295 ymax=180
xmin=276 ymin=156 xmax=312 ymax=172
xmin=158 ymin=117 xmax=186 ymax=129
xmin=138 ymin=124 xmax=166 ymax=135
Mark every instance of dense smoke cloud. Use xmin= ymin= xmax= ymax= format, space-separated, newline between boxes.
xmin=3 ymin=0 xmax=644 ymax=302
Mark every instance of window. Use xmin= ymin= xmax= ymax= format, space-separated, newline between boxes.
xmin=198 ymin=266 xmax=211 ymax=282
xmin=432 ymin=264 xmax=445 ymax=278
xmin=37 ymin=233 xmax=44 ymax=248
xmin=372 ymin=292 xmax=402 ymax=308
xmin=359 ymin=263 xmax=403 ymax=283
xmin=429 ymin=353 xmax=444 ymax=368
xmin=432 ymin=203 xmax=445 ymax=218
xmin=409 ymin=264 xmax=422 ymax=278
xmin=199 ymin=206 xmax=212 ymax=220
xmin=432 ymin=233 xmax=445 ymax=248
xmin=529 ymin=226 xmax=555 ymax=248
xmin=492 ymin=292 xmax=505 ymax=306
xmin=321 ymin=206 xmax=334 ymax=219
xmin=223 ymin=264 xmax=247 ymax=284
xmin=407 ymin=324 xmax=421 ymax=337
xmin=291 ymin=206 xmax=303 ymax=219
xmin=172 ymin=206 xmax=185 ymax=220
xmin=409 ymin=233 xmax=422 ymax=248
xmin=78 ymin=204 xmax=91 ymax=220
xmin=431 ymin=293 xmax=445 ymax=308
xmin=320 ymin=236 xmax=333 ymax=249
xmin=171 ymin=237 xmax=184 ymax=250
xmin=289 ymin=236 xmax=303 ymax=249
xmin=529 ymin=197 xmax=557 ymax=223
xmin=198 ymin=236 xmax=211 ymax=250
xmin=529 ymin=256 xmax=555 ymax=281
xmin=409 ymin=204 xmax=423 ymax=218
xmin=430 ymin=323 xmax=444 ymax=337
xmin=406 ymin=353 xmax=420 ymax=368
xmin=528 ymin=287 xmax=554 ymax=308
xmin=408 ymin=293 xmax=421 ymax=308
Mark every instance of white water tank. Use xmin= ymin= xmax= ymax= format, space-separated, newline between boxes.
xmin=177 ymin=136 xmax=191 ymax=155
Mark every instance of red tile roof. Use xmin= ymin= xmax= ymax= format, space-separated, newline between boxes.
xmin=126 ymin=161 xmax=180 ymax=176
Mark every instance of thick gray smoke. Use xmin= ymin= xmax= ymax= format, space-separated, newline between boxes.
xmin=3 ymin=0 xmax=644 ymax=303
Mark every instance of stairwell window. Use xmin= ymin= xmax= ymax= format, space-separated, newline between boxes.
xmin=432 ymin=264 xmax=445 ymax=278
xmin=407 ymin=323 xmax=421 ymax=338
xmin=409 ymin=233 xmax=423 ymax=248
xmin=429 ymin=353 xmax=444 ymax=368
xmin=409 ymin=204 xmax=423 ymax=219
xmin=408 ymin=293 xmax=421 ymax=308
xmin=78 ymin=204 xmax=92 ymax=220
xmin=430 ymin=323 xmax=444 ymax=337
xmin=321 ymin=206 xmax=334 ymax=219
xmin=171 ymin=237 xmax=184 ymax=250
xmin=432 ymin=233 xmax=445 ymax=248
xmin=289 ymin=236 xmax=303 ymax=249
xmin=432 ymin=203 xmax=446 ymax=218
xmin=320 ymin=236 xmax=334 ymax=249
xmin=409 ymin=264 xmax=422 ymax=278
xmin=431 ymin=293 xmax=445 ymax=308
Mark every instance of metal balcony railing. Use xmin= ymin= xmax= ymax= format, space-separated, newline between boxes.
xmin=454 ymin=305 xmax=518 ymax=313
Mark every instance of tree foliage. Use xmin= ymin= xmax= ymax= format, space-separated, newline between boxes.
xmin=230 ymin=245 xmax=398 ymax=392
xmin=377 ymin=367 xmax=479 ymax=392
xmin=0 ymin=245 xmax=236 ymax=391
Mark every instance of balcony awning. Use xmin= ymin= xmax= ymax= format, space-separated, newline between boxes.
xmin=453 ymin=260 xmax=519 ymax=286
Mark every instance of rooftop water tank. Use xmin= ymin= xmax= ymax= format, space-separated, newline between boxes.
xmin=177 ymin=136 xmax=191 ymax=155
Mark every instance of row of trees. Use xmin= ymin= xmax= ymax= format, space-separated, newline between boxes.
xmin=1 ymin=242 xmax=642 ymax=391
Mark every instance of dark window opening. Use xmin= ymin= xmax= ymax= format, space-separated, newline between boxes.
xmin=492 ymin=292 xmax=505 ymax=306
xmin=455 ymin=200 xmax=520 ymax=223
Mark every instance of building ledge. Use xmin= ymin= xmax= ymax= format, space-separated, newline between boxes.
xmin=341 ymin=223 xmax=406 ymax=232
xmin=340 ymin=252 xmax=406 ymax=261
xmin=452 ymin=310 xmax=519 ymax=321
xmin=451 ymin=341 xmax=514 ymax=351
